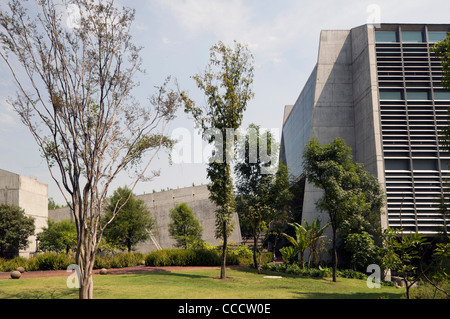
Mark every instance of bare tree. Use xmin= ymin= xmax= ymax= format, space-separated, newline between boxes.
xmin=0 ymin=0 xmax=180 ymax=298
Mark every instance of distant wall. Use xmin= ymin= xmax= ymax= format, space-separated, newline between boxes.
xmin=49 ymin=184 xmax=242 ymax=253
xmin=0 ymin=169 xmax=48 ymax=258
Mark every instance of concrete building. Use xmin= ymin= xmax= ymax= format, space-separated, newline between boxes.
xmin=0 ymin=168 xmax=48 ymax=257
xmin=49 ymin=184 xmax=242 ymax=253
xmin=280 ymin=24 xmax=450 ymax=239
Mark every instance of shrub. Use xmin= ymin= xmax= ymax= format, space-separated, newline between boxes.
xmin=94 ymin=252 xmax=145 ymax=269
xmin=94 ymin=254 xmax=112 ymax=269
xmin=286 ymin=263 xmax=302 ymax=275
xmin=145 ymin=249 xmax=172 ymax=266
xmin=0 ymin=256 xmax=27 ymax=272
xmin=110 ymin=252 xmax=144 ymax=268
xmin=262 ymin=263 xmax=285 ymax=272
xmin=338 ymin=269 xmax=367 ymax=279
xmin=230 ymin=245 xmax=253 ymax=258
xmin=145 ymin=249 xmax=241 ymax=267
xmin=280 ymin=246 xmax=297 ymax=265
xmin=29 ymin=252 xmax=74 ymax=270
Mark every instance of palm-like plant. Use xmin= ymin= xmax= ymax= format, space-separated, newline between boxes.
xmin=282 ymin=222 xmax=311 ymax=269
xmin=304 ymin=218 xmax=330 ymax=267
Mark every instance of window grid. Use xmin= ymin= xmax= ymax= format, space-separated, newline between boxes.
xmin=376 ymin=26 xmax=450 ymax=234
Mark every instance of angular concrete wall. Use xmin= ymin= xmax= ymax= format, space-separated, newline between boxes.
xmin=0 ymin=169 xmax=48 ymax=257
xmin=281 ymin=24 xmax=388 ymax=261
xmin=350 ymin=25 xmax=388 ymax=230
xmin=49 ymin=184 xmax=242 ymax=253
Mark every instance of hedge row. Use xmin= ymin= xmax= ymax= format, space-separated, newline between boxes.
xmin=0 ymin=247 xmax=263 ymax=272
xmin=0 ymin=253 xmax=75 ymax=272
xmin=145 ymin=249 xmax=240 ymax=267
xmin=0 ymin=252 xmax=147 ymax=272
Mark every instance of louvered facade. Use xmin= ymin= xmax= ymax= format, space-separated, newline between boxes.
xmin=281 ymin=24 xmax=450 ymax=237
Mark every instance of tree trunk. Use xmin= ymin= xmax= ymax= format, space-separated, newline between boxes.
xmin=76 ymin=227 xmax=96 ymax=299
xmin=127 ymin=238 xmax=132 ymax=253
xmin=79 ymin=273 xmax=94 ymax=299
xmin=272 ymin=235 xmax=278 ymax=262
xmin=300 ymin=252 xmax=304 ymax=269
xmin=332 ymin=226 xmax=337 ymax=282
xmin=220 ymin=221 xmax=227 ymax=279
xmin=77 ymin=253 xmax=95 ymax=299
xmin=253 ymin=231 xmax=258 ymax=270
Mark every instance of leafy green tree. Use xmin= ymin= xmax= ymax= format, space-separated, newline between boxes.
xmin=302 ymin=137 xmax=385 ymax=281
xmin=103 ymin=186 xmax=155 ymax=252
xmin=432 ymin=33 xmax=450 ymax=92
xmin=432 ymin=33 xmax=450 ymax=232
xmin=0 ymin=204 xmax=35 ymax=258
xmin=37 ymin=219 xmax=77 ymax=253
xmin=0 ymin=0 xmax=179 ymax=299
xmin=48 ymin=198 xmax=62 ymax=210
xmin=168 ymin=203 xmax=203 ymax=249
xmin=344 ymin=231 xmax=380 ymax=271
xmin=235 ymin=124 xmax=293 ymax=272
xmin=346 ymin=164 xmax=384 ymax=233
xmin=182 ymin=41 xmax=254 ymax=279
xmin=382 ymin=228 xmax=429 ymax=299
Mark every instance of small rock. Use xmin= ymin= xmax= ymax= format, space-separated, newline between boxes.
xmin=99 ymin=268 xmax=108 ymax=275
xmin=10 ymin=271 xmax=21 ymax=279
xmin=16 ymin=267 xmax=25 ymax=273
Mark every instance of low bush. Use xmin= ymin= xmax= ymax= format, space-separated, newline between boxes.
xmin=0 ymin=256 xmax=28 ymax=272
xmin=145 ymin=248 xmax=242 ymax=267
xmin=337 ymin=269 xmax=366 ymax=280
xmin=262 ymin=262 xmax=335 ymax=278
xmin=94 ymin=252 xmax=145 ymax=269
xmin=27 ymin=252 xmax=74 ymax=271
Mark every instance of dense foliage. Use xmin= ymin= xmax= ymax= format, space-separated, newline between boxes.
xmin=0 ymin=204 xmax=35 ymax=258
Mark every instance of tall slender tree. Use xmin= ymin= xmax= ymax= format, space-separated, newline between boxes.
xmin=303 ymin=137 xmax=384 ymax=282
xmin=182 ymin=41 xmax=254 ymax=279
xmin=0 ymin=0 xmax=180 ymax=298
xmin=235 ymin=124 xmax=292 ymax=272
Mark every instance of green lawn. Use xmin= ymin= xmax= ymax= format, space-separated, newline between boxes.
xmin=0 ymin=267 xmax=404 ymax=299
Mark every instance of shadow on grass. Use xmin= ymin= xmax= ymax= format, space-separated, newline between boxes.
xmin=121 ymin=269 xmax=213 ymax=280
xmin=232 ymin=266 xmax=404 ymax=299
xmin=3 ymin=288 xmax=78 ymax=299
xmin=233 ymin=265 xmax=325 ymax=280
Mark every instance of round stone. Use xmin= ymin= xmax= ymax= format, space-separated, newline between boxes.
xmin=99 ymin=268 xmax=108 ymax=275
xmin=16 ymin=267 xmax=25 ymax=273
xmin=10 ymin=271 xmax=21 ymax=279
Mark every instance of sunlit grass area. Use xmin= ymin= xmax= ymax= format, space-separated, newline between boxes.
xmin=0 ymin=268 xmax=403 ymax=299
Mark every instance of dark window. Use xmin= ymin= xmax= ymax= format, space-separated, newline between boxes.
xmin=380 ymin=89 xmax=403 ymax=100
xmin=434 ymin=90 xmax=450 ymax=100
xmin=428 ymin=31 xmax=448 ymax=43
xmin=406 ymin=90 xmax=429 ymax=100
xmin=402 ymin=31 xmax=424 ymax=42
xmin=376 ymin=31 xmax=398 ymax=43
xmin=385 ymin=159 xmax=410 ymax=170
xmin=412 ymin=159 xmax=438 ymax=170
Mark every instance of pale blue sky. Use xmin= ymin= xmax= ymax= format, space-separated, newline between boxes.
xmin=1 ymin=0 xmax=449 ymax=205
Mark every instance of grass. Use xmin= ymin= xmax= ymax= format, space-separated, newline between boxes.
xmin=0 ymin=267 xmax=404 ymax=299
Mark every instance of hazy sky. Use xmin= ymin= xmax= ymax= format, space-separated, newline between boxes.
xmin=1 ymin=0 xmax=449 ymax=205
